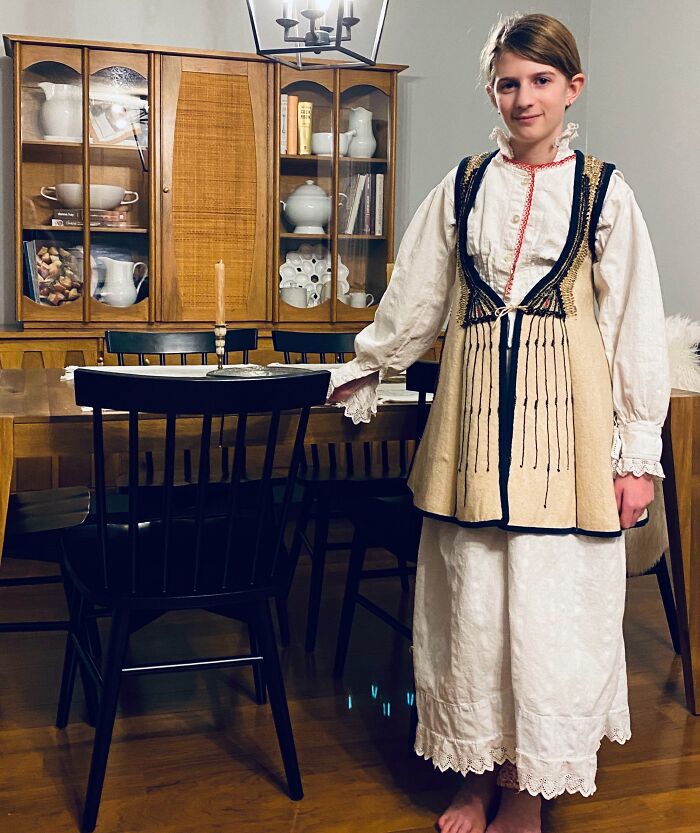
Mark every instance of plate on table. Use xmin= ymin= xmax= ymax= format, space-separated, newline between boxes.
xmin=206 ymin=365 xmax=324 ymax=379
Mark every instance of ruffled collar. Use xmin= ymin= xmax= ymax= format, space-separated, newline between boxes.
xmin=490 ymin=122 xmax=579 ymax=164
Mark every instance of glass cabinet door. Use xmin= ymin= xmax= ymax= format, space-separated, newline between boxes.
xmin=336 ymin=70 xmax=392 ymax=323
xmin=87 ymin=50 xmax=151 ymax=322
xmin=17 ymin=45 xmax=152 ymax=324
xmin=19 ymin=45 xmax=85 ymax=322
xmin=276 ymin=67 xmax=336 ymax=323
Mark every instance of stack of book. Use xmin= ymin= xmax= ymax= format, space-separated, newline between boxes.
xmin=51 ymin=208 xmax=131 ymax=228
xmin=280 ymin=94 xmax=313 ymax=155
xmin=342 ymin=173 xmax=384 ymax=235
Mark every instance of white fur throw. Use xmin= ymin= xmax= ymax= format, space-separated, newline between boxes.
xmin=625 ymin=314 xmax=700 ymax=576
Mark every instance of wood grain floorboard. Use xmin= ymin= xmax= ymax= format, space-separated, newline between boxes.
xmin=0 ymin=528 xmax=698 ymax=832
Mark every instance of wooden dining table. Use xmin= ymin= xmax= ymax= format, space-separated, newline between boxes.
xmin=0 ymin=367 xmax=698 ymax=716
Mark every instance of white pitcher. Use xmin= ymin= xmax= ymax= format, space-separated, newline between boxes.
xmin=97 ymin=257 xmax=146 ymax=307
xmin=347 ymin=106 xmax=376 ymax=158
xmin=38 ymin=82 xmax=82 ymax=140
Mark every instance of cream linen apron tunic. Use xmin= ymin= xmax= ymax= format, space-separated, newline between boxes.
xmin=329 ymin=124 xmax=670 ymax=797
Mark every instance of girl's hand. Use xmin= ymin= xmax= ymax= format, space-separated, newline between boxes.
xmin=327 ymin=371 xmax=380 ymax=404
xmin=614 ymin=472 xmax=655 ymax=528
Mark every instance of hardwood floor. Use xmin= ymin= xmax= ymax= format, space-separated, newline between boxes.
xmin=0 ymin=529 xmax=699 ymax=833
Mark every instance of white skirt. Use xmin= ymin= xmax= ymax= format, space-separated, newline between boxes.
xmin=412 ymin=518 xmax=631 ymax=799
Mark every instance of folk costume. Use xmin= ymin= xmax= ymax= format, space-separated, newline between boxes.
xmin=328 ymin=124 xmax=670 ymax=796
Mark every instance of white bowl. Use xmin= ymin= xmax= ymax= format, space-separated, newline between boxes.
xmin=311 ymin=132 xmax=352 ymax=156
xmin=41 ymin=183 xmax=139 ymax=210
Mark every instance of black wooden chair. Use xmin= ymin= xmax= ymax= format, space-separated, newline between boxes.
xmin=1 ymin=488 xmax=90 ymax=635
xmin=272 ymin=329 xmax=413 ymax=652
xmin=105 ymin=328 xmax=258 ymax=366
xmin=333 ymin=360 xmax=438 ymax=679
xmin=105 ymin=329 xmax=258 ymax=486
xmin=56 ymin=366 xmax=329 ymax=832
xmin=1 ymin=487 xmax=100 ymax=723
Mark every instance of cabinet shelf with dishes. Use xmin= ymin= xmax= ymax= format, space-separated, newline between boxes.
xmin=274 ymin=65 xmax=402 ymax=323
xmin=4 ymin=33 xmax=406 ymax=373
xmin=25 ymin=225 xmax=149 ymax=234
xmin=14 ymin=43 xmax=153 ymax=322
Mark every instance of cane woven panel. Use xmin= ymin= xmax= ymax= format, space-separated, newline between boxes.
xmin=171 ymin=71 xmax=266 ymax=321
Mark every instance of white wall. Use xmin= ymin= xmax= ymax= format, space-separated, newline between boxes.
xmin=586 ymin=0 xmax=700 ymax=319
xmin=0 ymin=1 xmax=691 ymax=322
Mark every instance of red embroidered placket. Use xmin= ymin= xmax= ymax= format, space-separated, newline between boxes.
xmin=500 ymin=153 xmax=576 ymax=300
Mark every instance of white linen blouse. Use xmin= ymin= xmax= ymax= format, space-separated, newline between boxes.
xmin=329 ymin=124 xmax=671 ymax=478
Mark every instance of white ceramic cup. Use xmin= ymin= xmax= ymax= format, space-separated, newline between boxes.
xmin=280 ymin=286 xmax=308 ymax=308
xmin=348 ymin=291 xmax=374 ymax=308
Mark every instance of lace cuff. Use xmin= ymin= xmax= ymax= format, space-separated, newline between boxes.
xmin=335 ymin=381 xmax=380 ymax=425
xmin=613 ymin=457 xmax=665 ymax=479
xmin=327 ymin=367 xmax=380 ymax=425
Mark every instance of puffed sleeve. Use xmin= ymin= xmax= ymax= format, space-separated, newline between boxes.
xmin=593 ymin=169 xmax=671 ymax=477
xmin=329 ymin=166 xmax=458 ymax=423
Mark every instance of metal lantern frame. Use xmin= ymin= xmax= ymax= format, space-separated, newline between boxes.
xmin=245 ymin=0 xmax=390 ymax=70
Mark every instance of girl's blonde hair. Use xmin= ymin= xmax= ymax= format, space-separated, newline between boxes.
xmin=480 ymin=13 xmax=582 ymax=87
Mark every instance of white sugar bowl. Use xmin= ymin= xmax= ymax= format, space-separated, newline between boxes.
xmin=281 ymin=180 xmax=332 ymax=234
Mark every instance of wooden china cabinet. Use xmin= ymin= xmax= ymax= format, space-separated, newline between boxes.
xmin=0 ymin=34 xmax=406 ymax=370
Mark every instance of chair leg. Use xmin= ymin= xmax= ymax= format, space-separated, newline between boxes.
xmin=397 ymin=555 xmax=410 ymax=593
xmin=81 ymin=609 xmax=131 ymax=833
xmin=655 ymin=554 xmax=681 ymax=655
xmin=56 ymin=594 xmax=86 ymax=729
xmin=248 ymin=622 xmax=267 ymax=705
xmin=275 ymin=593 xmax=291 ymax=648
xmin=254 ymin=600 xmax=303 ymax=801
xmin=78 ymin=606 xmax=101 ymax=728
xmin=305 ymin=491 xmax=330 ymax=653
xmin=333 ymin=529 xmax=369 ymax=679
xmin=56 ymin=567 xmax=102 ymax=729
xmin=284 ymin=485 xmax=315 ymax=599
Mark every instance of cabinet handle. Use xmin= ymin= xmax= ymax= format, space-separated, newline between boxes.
xmin=163 ymin=185 xmax=171 ymax=193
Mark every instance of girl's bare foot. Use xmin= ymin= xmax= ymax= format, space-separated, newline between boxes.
xmin=437 ymin=769 xmax=498 ymax=833
xmin=485 ymin=787 xmax=542 ymax=833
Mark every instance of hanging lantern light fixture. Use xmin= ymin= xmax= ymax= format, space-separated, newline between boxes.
xmin=245 ymin=1 xmax=390 ymax=70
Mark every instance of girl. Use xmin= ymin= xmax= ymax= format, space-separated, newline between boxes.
xmin=329 ymin=13 xmax=670 ymax=833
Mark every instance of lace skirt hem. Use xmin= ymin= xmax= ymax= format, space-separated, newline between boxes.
xmin=414 ymin=719 xmax=631 ymax=799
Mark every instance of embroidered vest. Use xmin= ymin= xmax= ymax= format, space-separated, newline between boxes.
xmin=409 ymin=149 xmax=644 ymax=537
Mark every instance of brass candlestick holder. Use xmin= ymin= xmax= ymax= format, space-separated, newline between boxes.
xmin=214 ymin=323 xmax=226 ymax=370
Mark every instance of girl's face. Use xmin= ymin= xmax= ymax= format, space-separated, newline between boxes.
xmin=487 ymin=51 xmax=584 ymax=153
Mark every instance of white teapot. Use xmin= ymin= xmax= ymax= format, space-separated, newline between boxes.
xmin=38 ymin=82 xmax=82 ymax=141
xmin=96 ymin=257 xmax=146 ymax=307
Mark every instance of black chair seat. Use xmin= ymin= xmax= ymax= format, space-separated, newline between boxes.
xmin=64 ymin=518 xmax=274 ymax=610
xmin=5 ymin=487 xmax=90 ymax=540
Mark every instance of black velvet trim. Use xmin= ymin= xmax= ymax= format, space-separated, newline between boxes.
xmin=498 ymin=312 xmax=521 ymax=523
xmin=459 ymin=150 xmax=583 ymax=311
xmin=588 ymin=161 xmax=616 ymax=260
xmin=419 ymin=508 xmax=648 ymax=538
xmin=454 ymin=155 xmax=471 ymax=224
xmin=518 ymin=150 xmax=585 ymax=308
xmin=457 ymin=152 xmax=503 ymax=311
